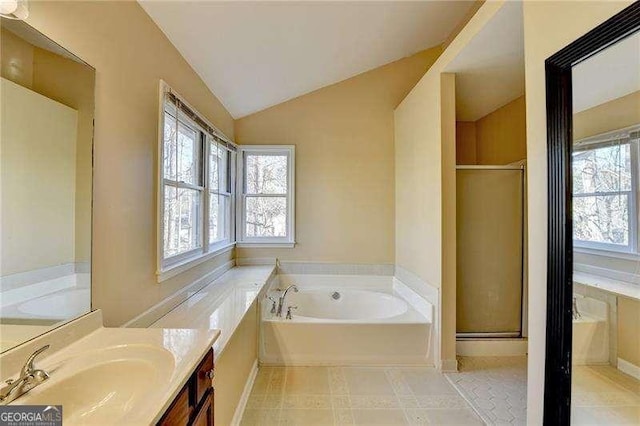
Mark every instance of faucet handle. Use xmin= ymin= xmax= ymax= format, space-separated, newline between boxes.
xmin=21 ymin=345 xmax=50 ymax=376
xmin=266 ymin=296 xmax=277 ymax=314
xmin=286 ymin=306 xmax=298 ymax=320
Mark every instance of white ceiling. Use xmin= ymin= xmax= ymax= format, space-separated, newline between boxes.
xmin=573 ymin=31 xmax=640 ymax=113
xmin=139 ymin=1 xmax=476 ymax=118
xmin=445 ymin=1 xmax=524 ymax=122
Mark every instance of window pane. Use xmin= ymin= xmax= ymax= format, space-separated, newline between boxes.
xmin=572 ymin=143 xmax=631 ymax=194
xmin=245 ymin=196 xmax=287 ymax=237
xmin=163 ymin=111 xmax=201 ymax=185
xmin=209 ymin=143 xmax=228 ymax=192
xmin=573 ymin=194 xmax=629 ymax=246
xmin=163 ymin=112 xmax=177 ymax=181
xmin=164 ymin=186 xmax=202 ymax=257
xmin=245 ymin=154 xmax=287 ymax=194
xmin=209 ymin=194 xmax=229 ymax=244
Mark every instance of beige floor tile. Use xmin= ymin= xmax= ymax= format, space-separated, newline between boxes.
xmin=399 ymin=369 xmax=458 ymax=395
xmin=588 ymin=366 xmax=640 ymax=397
xmin=283 ymin=394 xmax=332 ymax=409
xmin=332 ymin=395 xmax=351 ymax=409
xmin=334 ymin=409 xmax=355 ymax=426
xmin=343 ymin=367 xmax=396 ymax=396
xmin=253 ymin=368 xmax=275 ymax=394
xmin=329 ymin=367 xmax=350 ymax=395
xmin=351 ymin=409 xmax=409 ymax=425
xmin=572 ymin=405 xmax=640 ymax=425
xmin=421 ymin=408 xmax=484 ymax=425
xmin=279 ymin=409 xmax=335 ymax=425
xmin=349 ymin=395 xmax=400 ymax=409
xmin=415 ymin=394 xmax=469 ymax=409
xmin=285 ymin=367 xmax=331 ymax=395
xmin=241 ymin=409 xmax=281 ymax=426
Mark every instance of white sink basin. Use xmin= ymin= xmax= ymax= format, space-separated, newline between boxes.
xmin=15 ymin=345 xmax=175 ymax=424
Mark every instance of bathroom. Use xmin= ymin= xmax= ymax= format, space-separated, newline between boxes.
xmin=0 ymin=1 xmax=639 ymax=426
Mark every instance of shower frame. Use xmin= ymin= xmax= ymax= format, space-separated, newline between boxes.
xmin=455 ymin=164 xmax=526 ymax=339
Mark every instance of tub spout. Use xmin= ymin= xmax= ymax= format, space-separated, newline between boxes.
xmin=277 ymin=285 xmax=299 ymax=317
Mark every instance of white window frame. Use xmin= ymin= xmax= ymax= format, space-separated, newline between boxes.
xmin=156 ymin=81 xmax=236 ymax=281
xmin=572 ymin=125 xmax=640 ymax=255
xmin=236 ymin=145 xmax=295 ymax=248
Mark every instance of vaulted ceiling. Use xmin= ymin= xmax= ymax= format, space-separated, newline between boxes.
xmin=139 ymin=1 xmax=476 ymax=118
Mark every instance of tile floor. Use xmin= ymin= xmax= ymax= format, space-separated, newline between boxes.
xmin=571 ymin=365 xmax=640 ymax=425
xmin=240 ymin=366 xmax=484 ymax=425
xmin=445 ymin=356 xmax=528 ymax=425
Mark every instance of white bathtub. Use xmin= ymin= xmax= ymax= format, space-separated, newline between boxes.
xmin=572 ymin=295 xmax=609 ymax=365
xmin=260 ymin=275 xmax=433 ymax=365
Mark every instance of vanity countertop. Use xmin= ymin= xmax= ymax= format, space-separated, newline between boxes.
xmin=7 ymin=326 xmax=219 ymax=425
xmin=151 ymin=264 xmax=276 ymax=361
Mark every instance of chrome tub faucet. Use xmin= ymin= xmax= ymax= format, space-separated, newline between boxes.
xmin=572 ymin=297 xmax=582 ymax=320
xmin=0 ymin=345 xmax=50 ymax=404
xmin=277 ymin=284 xmax=298 ymax=317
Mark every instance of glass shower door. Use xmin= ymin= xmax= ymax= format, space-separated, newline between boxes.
xmin=456 ymin=166 xmax=524 ymax=336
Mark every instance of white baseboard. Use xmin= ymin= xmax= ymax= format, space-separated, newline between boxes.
xmin=440 ymin=358 xmax=458 ymax=372
xmin=456 ymin=339 xmax=528 ymax=357
xmin=231 ymin=360 xmax=259 ymax=426
xmin=618 ymin=357 xmax=640 ymax=380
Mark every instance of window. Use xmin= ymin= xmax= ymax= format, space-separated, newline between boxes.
xmin=158 ymin=82 xmax=235 ymax=279
xmin=572 ymin=129 xmax=639 ymax=253
xmin=237 ymin=146 xmax=295 ymax=246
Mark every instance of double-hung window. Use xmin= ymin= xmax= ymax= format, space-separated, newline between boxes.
xmin=159 ymin=82 xmax=235 ymax=279
xmin=572 ymin=127 xmax=639 ymax=253
xmin=237 ymin=146 xmax=295 ymax=247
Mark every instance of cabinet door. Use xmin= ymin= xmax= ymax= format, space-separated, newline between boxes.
xmin=159 ymin=385 xmax=191 ymax=426
xmin=194 ymin=350 xmax=214 ymax=405
xmin=191 ymin=391 xmax=213 ymax=426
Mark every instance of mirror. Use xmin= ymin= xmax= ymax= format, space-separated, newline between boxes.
xmin=571 ymin=31 xmax=640 ymax=424
xmin=0 ymin=18 xmax=94 ymax=353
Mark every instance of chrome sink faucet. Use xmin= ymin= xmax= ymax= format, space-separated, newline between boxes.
xmin=0 ymin=345 xmax=50 ymax=405
xmin=277 ymin=284 xmax=298 ymax=317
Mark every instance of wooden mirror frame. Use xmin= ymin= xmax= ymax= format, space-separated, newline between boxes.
xmin=544 ymin=3 xmax=640 ymax=424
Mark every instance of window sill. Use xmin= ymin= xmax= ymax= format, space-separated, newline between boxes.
xmin=157 ymin=243 xmax=235 ymax=283
xmin=573 ymin=270 xmax=640 ymax=301
xmin=236 ymin=242 xmax=295 ymax=249
xmin=574 ymin=246 xmax=640 ymax=261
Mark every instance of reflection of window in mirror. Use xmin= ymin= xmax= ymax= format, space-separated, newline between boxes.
xmin=571 ymin=30 xmax=640 ymax=425
xmin=0 ymin=18 xmax=95 ymax=354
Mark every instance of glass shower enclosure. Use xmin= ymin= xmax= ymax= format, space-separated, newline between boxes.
xmin=456 ymin=165 xmax=525 ymax=337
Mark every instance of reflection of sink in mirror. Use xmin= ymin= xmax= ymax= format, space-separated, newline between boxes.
xmin=16 ymin=345 xmax=175 ymax=424
xmin=17 ymin=288 xmax=90 ymax=320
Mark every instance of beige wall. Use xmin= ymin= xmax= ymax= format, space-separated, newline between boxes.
xmin=1 ymin=28 xmax=94 ymax=270
xmin=235 ymin=47 xmax=442 ymax=265
xmin=476 ymin=95 xmax=526 ymax=164
xmin=574 ymin=90 xmax=640 ymax=140
xmin=455 ymin=95 xmax=527 ymax=165
xmin=522 ymin=1 xmax=633 ymax=423
xmin=395 ymin=1 xmax=506 ymax=369
xmin=214 ymin=302 xmax=258 ymax=426
xmin=24 ymin=1 xmax=235 ymax=326
xmin=32 ymin=48 xmax=95 ymax=265
xmin=455 ymin=121 xmax=477 ymax=165
xmin=1 ymin=78 xmax=77 ymax=275
xmin=618 ymin=297 xmax=640 ymax=367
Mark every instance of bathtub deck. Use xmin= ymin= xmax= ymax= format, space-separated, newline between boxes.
xmin=240 ymin=365 xmax=483 ymax=425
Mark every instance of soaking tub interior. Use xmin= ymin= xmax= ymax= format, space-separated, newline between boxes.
xmin=260 ymin=274 xmax=434 ymax=366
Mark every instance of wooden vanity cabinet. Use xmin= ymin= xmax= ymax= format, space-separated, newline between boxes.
xmin=158 ymin=349 xmax=214 ymax=426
